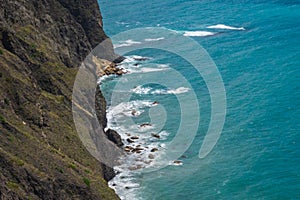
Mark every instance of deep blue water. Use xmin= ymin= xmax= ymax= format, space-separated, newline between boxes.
xmin=98 ymin=0 xmax=300 ymax=199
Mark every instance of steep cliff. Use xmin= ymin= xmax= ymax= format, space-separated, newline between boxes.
xmin=0 ymin=0 xmax=121 ymax=199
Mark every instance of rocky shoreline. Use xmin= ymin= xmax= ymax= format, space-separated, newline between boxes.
xmin=99 ymin=56 xmax=184 ymax=199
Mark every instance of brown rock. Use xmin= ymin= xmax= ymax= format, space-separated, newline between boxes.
xmin=148 ymin=154 xmax=155 ymax=159
xmin=151 ymin=148 xmax=159 ymax=152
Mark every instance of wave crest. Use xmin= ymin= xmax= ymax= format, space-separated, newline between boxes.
xmin=183 ymin=31 xmax=216 ymax=37
xmin=207 ymin=24 xmax=245 ymax=30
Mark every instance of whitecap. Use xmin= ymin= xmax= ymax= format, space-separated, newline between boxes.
xmin=114 ymin=40 xmax=142 ymax=48
xmin=135 ymin=67 xmax=166 ymax=73
xmin=144 ymin=37 xmax=165 ymax=42
xmin=131 ymin=85 xmax=190 ymax=95
xmin=157 ymin=64 xmax=170 ymax=68
xmin=166 ymin=87 xmax=191 ymax=94
xmin=130 ymin=86 xmax=153 ymax=95
xmin=207 ymin=24 xmax=245 ymax=30
xmin=183 ymin=31 xmax=216 ymax=37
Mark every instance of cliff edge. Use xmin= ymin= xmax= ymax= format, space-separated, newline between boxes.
xmin=0 ymin=0 xmax=121 ymax=199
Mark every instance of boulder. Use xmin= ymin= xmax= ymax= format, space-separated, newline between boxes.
xmin=105 ymin=129 xmax=123 ymax=147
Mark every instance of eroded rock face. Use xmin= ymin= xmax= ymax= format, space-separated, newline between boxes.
xmin=0 ymin=0 xmax=121 ymax=199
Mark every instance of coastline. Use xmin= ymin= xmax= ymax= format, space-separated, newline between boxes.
xmin=99 ymin=56 xmax=186 ymax=199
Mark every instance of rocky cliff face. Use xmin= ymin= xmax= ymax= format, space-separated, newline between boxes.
xmin=0 ymin=0 xmax=121 ymax=199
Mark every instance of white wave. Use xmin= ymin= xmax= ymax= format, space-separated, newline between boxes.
xmin=144 ymin=37 xmax=165 ymax=42
xmin=130 ymin=86 xmax=152 ymax=95
xmin=107 ymin=100 xmax=156 ymax=118
xmin=131 ymin=85 xmax=190 ymax=95
xmin=114 ymin=40 xmax=142 ymax=48
xmin=183 ymin=31 xmax=216 ymax=37
xmin=157 ymin=64 xmax=170 ymax=68
xmin=207 ymin=24 xmax=245 ymax=30
xmin=166 ymin=87 xmax=191 ymax=94
xmin=131 ymin=55 xmax=150 ymax=60
xmin=129 ymin=67 xmax=167 ymax=74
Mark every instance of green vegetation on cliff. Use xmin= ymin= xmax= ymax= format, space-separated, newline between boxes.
xmin=0 ymin=0 xmax=120 ymax=199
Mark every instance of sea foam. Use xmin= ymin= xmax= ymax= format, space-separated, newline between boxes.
xmin=114 ymin=40 xmax=142 ymax=48
xmin=131 ymin=85 xmax=190 ymax=95
xmin=183 ymin=31 xmax=216 ymax=37
xmin=207 ymin=24 xmax=245 ymax=30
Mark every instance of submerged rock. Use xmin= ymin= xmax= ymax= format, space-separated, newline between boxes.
xmin=148 ymin=154 xmax=155 ymax=159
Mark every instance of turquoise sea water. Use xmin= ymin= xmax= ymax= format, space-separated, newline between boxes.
xmin=98 ymin=0 xmax=299 ymax=199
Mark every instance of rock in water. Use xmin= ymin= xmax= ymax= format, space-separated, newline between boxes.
xmin=130 ymin=136 xmax=139 ymax=140
xmin=105 ymin=129 xmax=124 ymax=147
xmin=127 ymin=138 xmax=135 ymax=143
xmin=151 ymin=133 xmax=160 ymax=139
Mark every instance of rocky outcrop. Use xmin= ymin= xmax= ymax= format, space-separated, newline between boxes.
xmin=105 ymin=129 xmax=124 ymax=147
xmin=0 ymin=0 xmax=122 ymax=199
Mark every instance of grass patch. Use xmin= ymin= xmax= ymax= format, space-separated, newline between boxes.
xmin=7 ymin=136 xmax=14 ymax=142
xmin=4 ymin=98 xmax=9 ymax=105
xmin=68 ymin=163 xmax=76 ymax=170
xmin=12 ymin=157 xmax=25 ymax=166
xmin=41 ymin=91 xmax=64 ymax=104
xmin=83 ymin=177 xmax=90 ymax=187
xmin=55 ymin=167 xmax=64 ymax=174
xmin=6 ymin=181 xmax=19 ymax=190
xmin=0 ymin=114 xmax=5 ymax=123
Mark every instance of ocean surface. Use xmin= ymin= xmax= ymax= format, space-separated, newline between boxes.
xmin=98 ymin=0 xmax=300 ymax=199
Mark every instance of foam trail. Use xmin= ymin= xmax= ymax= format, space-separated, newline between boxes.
xmin=144 ymin=37 xmax=165 ymax=42
xmin=207 ymin=24 xmax=245 ymax=30
xmin=131 ymin=85 xmax=190 ymax=95
xmin=114 ymin=40 xmax=142 ymax=48
xmin=183 ymin=31 xmax=216 ymax=37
